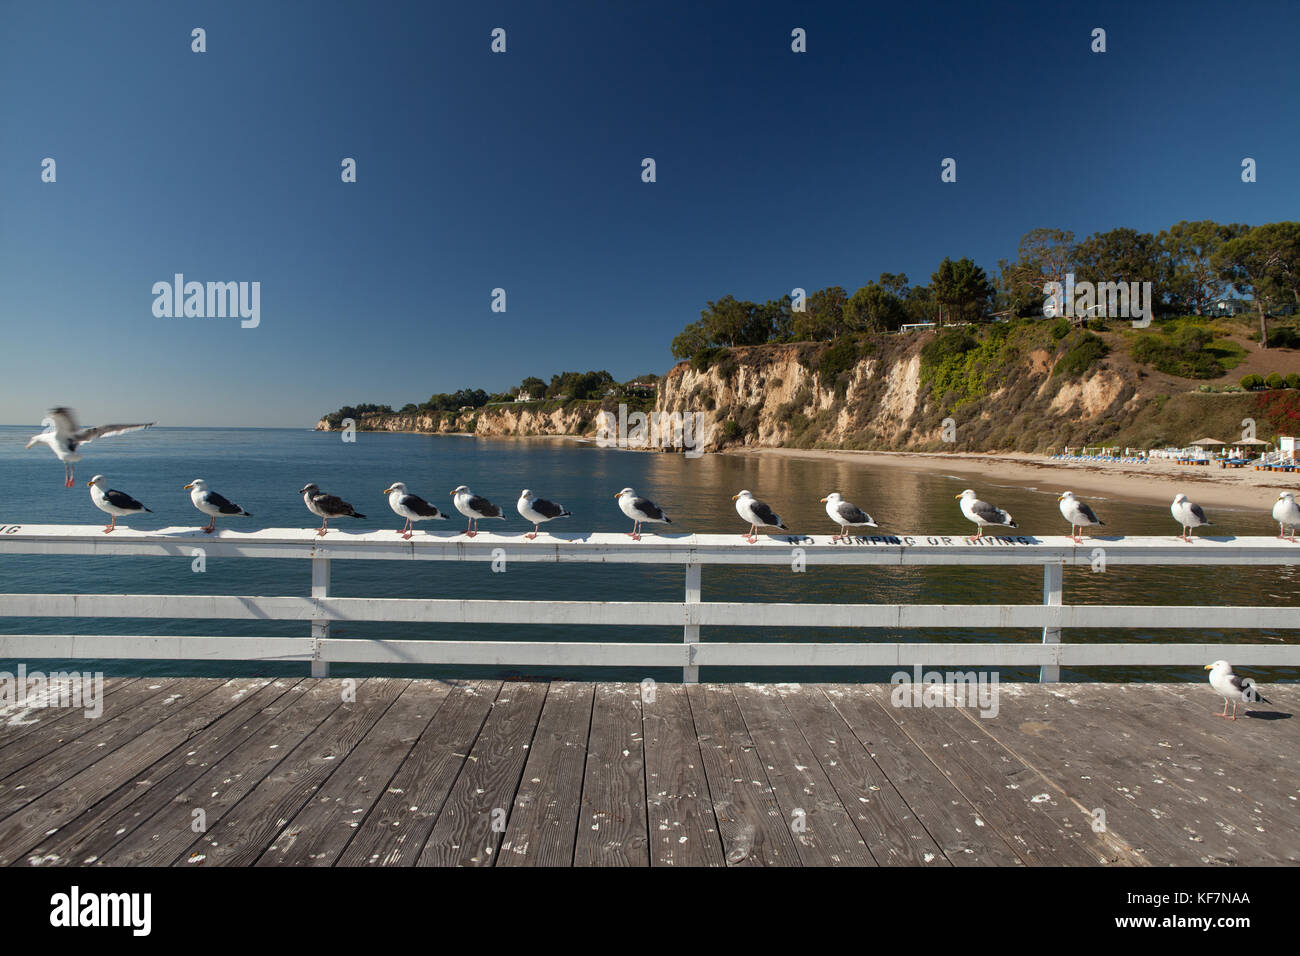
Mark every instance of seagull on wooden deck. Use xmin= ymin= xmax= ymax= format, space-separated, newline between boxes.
xmin=1205 ymin=660 xmax=1268 ymax=720
xmin=517 ymin=489 xmax=571 ymax=539
xmin=184 ymin=478 xmax=252 ymax=534
xmin=1273 ymin=491 xmax=1300 ymax=542
xmin=383 ymin=482 xmax=446 ymax=539
xmin=957 ymin=489 xmax=1016 ymax=540
xmin=27 ymin=407 xmax=154 ymax=487
xmin=733 ymin=489 xmax=787 ymax=543
xmin=820 ymin=492 xmax=877 ymax=541
xmin=451 ymin=485 xmax=504 ymax=537
xmin=615 ymin=488 xmax=671 ymax=540
xmin=87 ymin=475 xmax=152 ymax=533
xmin=1171 ymin=493 xmax=1211 ymax=542
xmin=299 ymin=483 xmax=365 ymax=536
xmin=1058 ymin=491 xmax=1103 ymax=542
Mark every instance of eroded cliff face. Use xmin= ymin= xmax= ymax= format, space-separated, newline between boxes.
xmin=317 ymin=334 xmax=1145 ymax=453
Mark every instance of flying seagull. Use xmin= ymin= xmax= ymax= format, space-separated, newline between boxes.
xmin=87 ymin=474 xmax=151 ymax=533
xmin=184 ymin=478 xmax=252 ymax=534
xmin=615 ymin=487 xmax=671 ymax=540
xmin=383 ymin=482 xmax=447 ymax=539
xmin=1058 ymin=491 xmax=1103 ymax=542
xmin=27 ymin=407 xmax=154 ymax=487
xmin=517 ymin=489 xmax=571 ymax=539
xmin=1273 ymin=491 xmax=1300 ymax=542
xmin=733 ymin=489 xmax=787 ymax=543
xmin=451 ymin=485 xmax=504 ymax=537
xmin=957 ymin=489 xmax=1016 ymax=540
xmin=299 ymin=483 xmax=365 ymax=536
xmin=1205 ymin=660 xmax=1268 ymax=720
xmin=820 ymin=492 xmax=877 ymax=541
xmin=1171 ymin=493 xmax=1210 ymax=542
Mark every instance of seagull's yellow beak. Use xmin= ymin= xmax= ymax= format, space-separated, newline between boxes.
xmin=731 ymin=494 xmax=740 ymax=500
xmin=613 ymin=492 xmax=620 ymax=498
xmin=954 ymin=493 xmax=963 ymax=499
xmin=1204 ymin=664 xmax=1214 ymax=670
xmin=183 ymin=483 xmax=193 ymax=490
xmin=86 ymin=480 xmax=92 ymax=487
xmin=819 ymin=497 xmax=829 ymax=503
xmin=382 ymin=486 xmax=393 ymax=494
xmin=1057 ymin=494 xmax=1065 ymax=501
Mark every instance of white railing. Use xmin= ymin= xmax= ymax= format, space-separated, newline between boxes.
xmin=1 ymin=524 xmax=1298 ymax=683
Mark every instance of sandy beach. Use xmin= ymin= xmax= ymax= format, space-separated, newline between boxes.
xmin=736 ymin=447 xmax=1299 ymax=512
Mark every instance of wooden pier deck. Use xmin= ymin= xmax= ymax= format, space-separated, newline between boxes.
xmin=1 ymin=678 xmax=1296 ymax=867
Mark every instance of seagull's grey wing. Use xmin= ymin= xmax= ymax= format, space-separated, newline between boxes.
xmin=1077 ymin=502 xmax=1100 ymax=524
xmin=633 ymin=497 xmax=665 ymax=521
xmin=837 ymin=501 xmax=873 ymax=525
xmin=1227 ymin=673 xmax=1246 ymax=692
xmin=1189 ymin=503 xmax=1209 ymax=524
xmin=104 ymin=488 xmax=144 ymax=511
xmin=76 ymin=422 xmax=155 ymax=443
xmin=533 ymin=498 xmax=569 ymax=519
xmin=970 ymin=499 xmax=1006 ymax=523
xmin=48 ymin=407 xmax=79 ymax=436
xmin=468 ymin=495 xmax=501 ymax=517
xmin=205 ymin=490 xmax=246 ymax=515
xmin=402 ymin=494 xmax=443 ymax=518
xmin=315 ymin=493 xmax=358 ymax=516
xmin=751 ymin=500 xmax=784 ymax=527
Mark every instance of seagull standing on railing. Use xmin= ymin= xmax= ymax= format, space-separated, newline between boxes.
xmin=26 ymin=407 xmax=154 ymax=487
xmin=517 ymin=489 xmax=571 ymax=539
xmin=451 ymin=485 xmax=504 ymax=537
xmin=1273 ymin=491 xmax=1300 ymax=542
xmin=1171 ymin=493 xmax=1210 ymax=542
xmin=957 ymin=489 xmax=1016 ymax=540
xmin=299 ymin=483 xmax=365 ymax=536
xmin=383 ymin=482 xmax=447 ymax=539
xmin=733 ymin=489 xmax=787 ymax=543
xmin=1205 ymin=660 xmax=1268 ymax=720
xmin=615 ymin=487 xmax=671 ymax=540
xmin=87 ymin=474 xmax=151 ymax=533
xmin=1057 ymin=491 xmax=1103 ymax=542
xmin=184 ymin=478 xmax=252 ymax=534
xmin=820 ymin=492 xmax=877 ymax=541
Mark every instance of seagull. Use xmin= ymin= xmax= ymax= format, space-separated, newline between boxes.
xmin=733 ymin=489 xmax=787 ymax=543
xmin=1205 ymin=660 xmax=1268 ymax=720
xmin=184 ymin=478 xmax=252 ymax=534
xmin=1058 ymin=491 xmax=1103 ymax=542
xmin=299 ymin=483 xmax=365 ymax=536
xmin=956 ymin=489 xmax=1016 ymax=540
xmin=820 ymin=492 xmax=877 ymax=541
xmin=1171 ymin=493 xmax=1210 ymax=542
xmin=87 ymin=475 xmax=151 ymax=533
xmin=615 ymin=488 xmax=671 ymax=540
xmin=451 ymin=485 xmax=504 ymax=537
xmin=383 ymin=482 xmax=446 ymax=539
xmin=517 ymin=489 xmax=571 ymax=539
xmin=27 ymin=407 xmax=154 ymax=487
xmin=1273 ymin=491 xmax=1300 ymax=542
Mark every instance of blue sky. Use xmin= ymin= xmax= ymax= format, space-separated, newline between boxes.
xmin=1 ymin=0 xmax=1297 ymax=426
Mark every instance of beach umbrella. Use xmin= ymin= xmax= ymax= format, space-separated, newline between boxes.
xmin=1189 ymin=437 xmax=1225 ymax=446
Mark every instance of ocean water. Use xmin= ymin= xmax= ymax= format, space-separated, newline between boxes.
xmin=0 ymin=425 xmax=1295 ymax=683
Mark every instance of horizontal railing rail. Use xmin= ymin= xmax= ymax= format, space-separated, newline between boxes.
xmin=1 ymin=524 xmax=1297 ymax=682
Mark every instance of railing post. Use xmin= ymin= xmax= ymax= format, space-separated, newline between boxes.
xmin=683 ymin=558 xmax=700 ymax=683
xmin=311 ymin=556 xmax=330 ymax=678
xmin=1040 ymin=562 xmax=1063 ymax=683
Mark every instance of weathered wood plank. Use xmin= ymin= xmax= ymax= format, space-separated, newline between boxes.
xmin=499 ymin=681 xmax=594 ymax=867
xmin=335 ymin=680 xmax=497 ymax=867
xmin=823 ymin=685 xmax=1023 ymax=866
xmin=96 ymin=679 xmax=350 ymax=865
xmin=418 ymin=681 xmax=547 ymax=866
xmin=777 ymin=684 xmax=948 ymax=866
xmin=575 ymin=683 xmax=649 ymax=867
xmin=176 ymin=678 xmax=407 ymax=866
xmin=642 ymin=683 xmax=723 ymax=867
xmin=19 ymin=678 xmax=300 ymax=866
xmin=687 ymin=683 xmax=800 ymax=866
xmin=257 ymin=680 xmax=449 ymax=867
xmin=0 ymin=678 xmax=243 ymax=865
xmin=731 ymin=684 xmax=874 ymax=866
xmin=0 ymin=676 xmax=134 ymax=746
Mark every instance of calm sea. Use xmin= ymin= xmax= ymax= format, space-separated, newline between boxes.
xmin=0 ymin=426 xmax=1295 ymax=683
